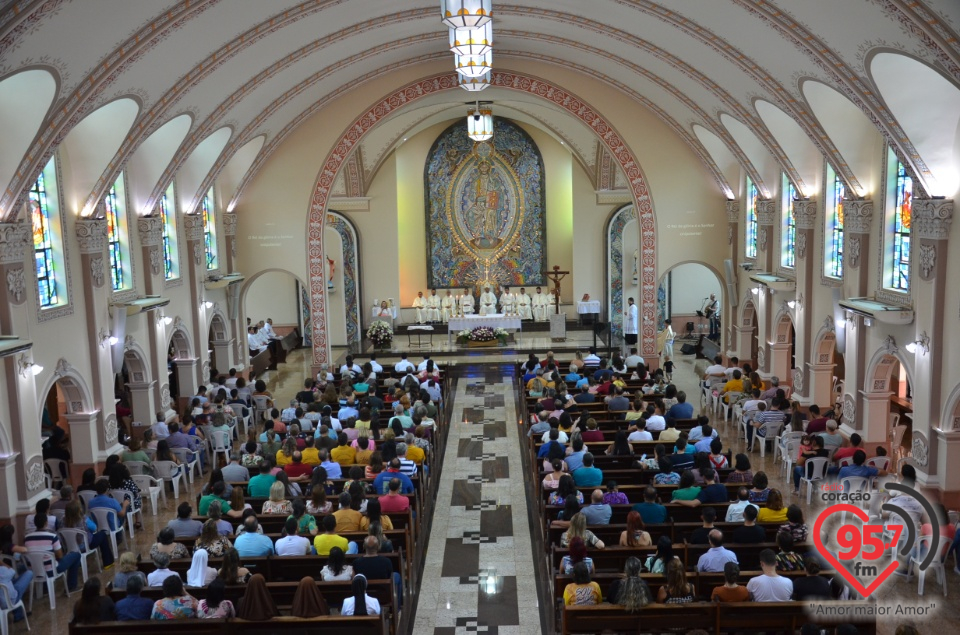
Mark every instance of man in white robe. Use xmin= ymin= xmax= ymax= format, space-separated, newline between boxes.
xmin=440 ymin=290 xmax=456 ymax=323
xmin=516 ymin=287 xmax=533 ymax=320
xmin=532 ymin=286 xmax=549 ymax=322
xmin=412 ymin=291 xmax=426 ymax=324
xmin=623 ymin=297 xmax=639 ymax=352
xmin=425 ymin=289 xmax=442 ymax=323
xmin=460 ymin=289 xmax=475 ymax=315
xmin=479 ymin=286 xmax=498 ymax=316
xmin=499 ymin=286 xmax=516 ymax=316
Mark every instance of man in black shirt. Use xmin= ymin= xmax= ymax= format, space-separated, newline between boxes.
xmin=352 ymin=536 xmax=401 ymax=604
xmin=678 ymin=467 xmax=729 ymax=507
xmin=669 ymin=438 xmax=695 ymax=471
xmin=689 ymin=506 xmax=717 ymax=544
xmin=732 ymin=504 xmax=767 ymax=543
xmin=791 ymin=556 xmax=833 ymax=600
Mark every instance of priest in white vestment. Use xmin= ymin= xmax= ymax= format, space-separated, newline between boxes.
xmin=499 ymin=286 xmax=516 ymax=315
xmin=623 ymin=297 xmax=639 ymax=349
xmin=516 ymin=287 xmax=533 ymax=320
xmin=412 ymin=292 xmax=426 ymax=323
xmin=460 ymin=289 xmax=475 ymax=315
xmin=532 ymin=286 xmax=549 ymax=321
xmin=425 ymin=289 xmax=442 ymax=323
xmin=479 ymin=286 xmax=498 ymax=316
xmin=441 ymin=290 xmax=456 ymax=323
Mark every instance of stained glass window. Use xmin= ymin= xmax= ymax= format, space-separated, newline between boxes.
xmin=103 ymin=175 xmax=127 ymax=291
xmin=782 ymin=174 xmax=796 ymax=269
xmin=29 ymin=158 xmax=60 ymax=308
xmin=891 ymin=158 xmax=912 ymax=291
xmin=745 ymin=177 xmax=758 ymax=259
xmin=201 ymin=188 xmax=218 ymax=270
xmin=158 ymin=183 xmax=178 ymax=280
xmin=827 ymin=166 xmax=844 ymax=279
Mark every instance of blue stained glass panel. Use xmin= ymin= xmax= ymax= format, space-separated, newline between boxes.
xmin=892 ymin=160 xmax=912 ymax=291
xmin=745 ymin=178 xmax=758 ymax=259
xmin=29 ymin=171 xmax=58 ymax=307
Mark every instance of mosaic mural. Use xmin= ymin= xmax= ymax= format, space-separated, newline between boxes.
xmin=326 ymin=212 xmax=360 ymax=348
xmin=424 ymin=118 xmax=546 ymax=289
xmin=606 ymin=205 xmax=633 ymax=338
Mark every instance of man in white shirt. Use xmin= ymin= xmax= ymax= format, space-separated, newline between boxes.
xmin=367 ymin=355 xmax=383 ymax=374
xmin=275 ymin=517 xmax=312 ymax=556
xmin=583 ymin=348 xmax=601 ymax=369
xmin=460 ymin=288 xmax=475 ymax=315
xmin=702 ymin=355 xmax=727 ymax=387
xmin=725 ymin=488 xmax=757 ymax=523
xmin=531 ymin=286 xmax=549 ymax=321
xmin=441 ymin=290 xmax=456 ymax=323
xmin=339 ymin=356 xmax=362 ymax=376
xmin=151 ymin=413 xmax=172 ymax=440
xmin=281 ymin=399 xmax=298 ymax=423
xmin=247 ymin=326 xmax=267 ymax=355
xmin=644 ymin=406 xmax=666 ymax=432
xmin=499 ymin=286 xmax=516 ymax=315
xmin=627 ymin=427 xmax=653 ymax=442
xmin=224 ymin=368 xmax=239 ymax=389
xmin=724 ymin=356 xmax=741 ymax=378
xmin=624 ymin=348 xmax=644 ymax=370
xmin=687 ymin=420 xmax=718 ymax=443
xmin=417 ymin=356 xmax=439 ymax=372
xmin=425 ymin=289 xmax=442 ymax=323
xmin=412 ymin=292 xmax=426 ymax=323
xmin=261 ymin=318 xmax=280 ymax=341
xmin=394 ymin=354 xmax=416 ymax=373
xmin=541 ymin=427 xmax=569 ymax=444
xmin=479 ymin=286 xmax=497 ymax=315
xmin=515 ymin=288 xmax=532 ymax=320
xmin=623 ymin=297 xmax=638 ymax=350
xmin=746 ymin=550 xmax=794 ymax=601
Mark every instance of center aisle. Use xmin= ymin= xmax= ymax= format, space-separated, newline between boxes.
xmin=413 ymin=364 xmax=541 ymax=635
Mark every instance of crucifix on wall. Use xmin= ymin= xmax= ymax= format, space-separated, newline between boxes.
xmin=545 ymin=265 xmax=569 ymax=315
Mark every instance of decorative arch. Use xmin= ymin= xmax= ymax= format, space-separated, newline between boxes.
xmin=307 ymin=71 xmax=657 ymax=364
xmin=326 ymin=211 xmax=360 ymax=348
xmin=122 ymin=337 xmax=152 ymax=383
xmin=863 ymin=337 xmax=914 ymax=396
xmin=773 ymin=305 xmax=795 ymax=345
xmin=37 ymin=359 xmax=95 ymax=416
xmin=239 ymin=268 xmax=310 ymax=346
xmin=738 ymin=297 xmax=757 ymax=328
xmin=812 ymin=317 xmax=837 ymax=366
xmin=168 ymin=319 xmax=193 ymax=359
xmin=606 ymin=204 xmax=635 ymax=338
xmin=207 ymin=307 xmax=229 ymax=341
xmin=656 ymin=260 xmax=726 ymax=332
xmin=942 ymin=383 xmax=960 ymax=432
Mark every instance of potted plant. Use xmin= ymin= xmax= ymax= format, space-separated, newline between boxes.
xmin=367 ymin=320 xmax=393 ymax=350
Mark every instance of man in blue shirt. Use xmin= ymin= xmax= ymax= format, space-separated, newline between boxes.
xmin=565 ymin=436 xmax=587 ymax=472
xmin=318 ymin=448 xmax=342 ymax=479
xmin=373 ymin=459 xmax=415 ymax=494
xmin=665 ymin=391 xmax=695 ymax=427
xmin=88 ymin=480 xmax=130 ymax=529
xmin=235 ymin=517 xmax=275 ymax=557
xmin=115 ymin=576 xmax=153 ymax=620
xmin=572 ymin=453 xmax=603 ymax=487
xmin=696 ymin=530 xmax=739 ymax=572
xmin=631 ymin=487 xmax=667 ymax=524
xmin=579 ymin=489 xmax=612 ymax=525
xmin=837 ymin=450 xmax=886 ymax=481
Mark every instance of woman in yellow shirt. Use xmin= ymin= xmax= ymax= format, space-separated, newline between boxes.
xmin=756 ymin=488 xmax=789 ymax=523
xmin=275 ymin=437 xmax=297 ymax=467
xmin=563 ymin=562 xmax=602 ymax=606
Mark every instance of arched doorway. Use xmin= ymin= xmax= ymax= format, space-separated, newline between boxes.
xmin=38 ymin=360 xmax=97 ymax=488
xmin=166 ymin=323 xmax=193 ymax=405
xmin=656 ymin=262 xmax=724 ymax=355
xmin=808 ymin=318 xmax=842 ymax=409
xmin=120 ymin=339 xmax=154 ymax=433
xmin=861 ymin=340 xmax=915 ymax=464
xmin=770 ymin=307 xmax=796 ymax=386
xmin=241 ymin=269 xmax=309 ymax=357
xmin=736 ymin=297 xmax=759 ymax=366
xmin=207 ymin=310 xmax=230 ymax=375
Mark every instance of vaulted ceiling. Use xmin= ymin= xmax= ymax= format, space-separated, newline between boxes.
xmin=1 ymin=0 xmax=959 ymax=221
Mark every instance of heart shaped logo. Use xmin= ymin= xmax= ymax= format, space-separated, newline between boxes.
xmin=813 ymin=504 xmax=901 ymax=598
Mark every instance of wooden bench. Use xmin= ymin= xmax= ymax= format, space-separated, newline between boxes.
xmin=69 ymin=615 xmax=387 ymax=635
xmin=544 ymin=502 xmax=740 ymax=524
xmin=546 ymin=521 xmax=786 ymax=547
xmin=137 ymin=552 xmax=404 ymax=582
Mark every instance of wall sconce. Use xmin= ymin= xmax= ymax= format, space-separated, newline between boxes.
xmin=17 ymin=354 xmax=43 ymax=377
xmin=751 ymin=286 xmax=761 ymax=295
xmin=863 ymin=317 xmax=873 ymax=327
xmin=202 ymin=301 xmax=213 ymax=309
xmin=157 ymin=313 xmax=173 ymax=326
xmin=835 ymin=318 xmax=846 ymax=329
xmin=99 ymin=328 xmax=118 ymax=347
xmin=905 ymin=332 xmax=930 ymax=355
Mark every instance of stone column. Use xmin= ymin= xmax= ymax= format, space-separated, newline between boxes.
xmin=906 ymin=198 xmax=952 ymax=487
xmin=222 ymin=213 xmax=237 ymax=274
xmin=173 ymin=358 xmax=199 ymax=413
xmin=138 ymin=214 xmax=169 ymax=406
xmin=838 ymin=199 xmax=873 ymax=436
xmin=126 ymin=380 xmax=157 ymax=440
xmin=211 ymin=339 xmax=234 ymax=373
xmin=725 ymin=200 xmax=740 ymax=354
xmin=791 ymin=199 xmax=818 ymax=403
xmin=754 ymin=200 xmax=777 ymax=374
xmin=65 ymin=411 xmax=104 ymax=486
xmin=768 ymin=340 xmax=792 ymax=386
xmin=75 ymin=217 xmax=120 ymax=455
xmin=182 ymin=214 xmax=206 ymax=389
xmin=934 ymin=428 xmax=960 ymax=508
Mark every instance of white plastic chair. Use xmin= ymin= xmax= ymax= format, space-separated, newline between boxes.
xmin=89 ymin=507 xmax=125 ymax=559
xmin=59 ymin=527 xmax=101 ymax=582
xmin=908 ymin=534 xmax=950 ymax=596
xmin=836 ymin=456 xmax=854 ymax=469
xmin=866 ymin=456 xmax=891 ymax=471
xmin=132 ymin=474 xmax=164 ymax=515
xmin=718 ymin=392 xmax=741 ymax=421
xmin=838 ymin=476 xmax=872 ymax=524
xmin=777 ymin=431 xmax=805 ymax=475
xmin=153 ymin=461 xmax=185 ymax=499
xmin=253 ymin=395 xmax=271 ymax=424
xmin=210 ymin=430 xmax=232 ymax=467
xmin=124 ymin=460 xmax=151 ymax=476
xmin=892 ymin=424 xmax=909 ymax=463
xmin=76 ymin=490 xmax=96 ymax=512
xmin=23 ymin=551 xmax=71 ymax=610
xmin=43 ymin=459 xmax=69 ymax=489
xmin=170 ymin=447 xmax=201 ymax=484
xmin=108 ymin=488 xmax=141 ymax=538
xmin=755 ymin=421 xmax=783 ymax=456
xmin=0 ymin=582 xmax=28 ymax=635
xmin=800 ymin=457 xmax=830 ymax=504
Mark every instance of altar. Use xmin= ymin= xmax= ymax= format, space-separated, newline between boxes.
xmin=447 ymin=314 xmax=522 ymax=344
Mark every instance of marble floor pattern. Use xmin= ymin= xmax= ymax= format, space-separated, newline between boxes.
xmin=412 ymin=365 xmax=542 ymax=635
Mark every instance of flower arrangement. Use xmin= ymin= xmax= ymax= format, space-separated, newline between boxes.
xmin=457 ymin=326 xmax=509 ymax=344
xmin=367 ymin=320 xmax=393 ymax=347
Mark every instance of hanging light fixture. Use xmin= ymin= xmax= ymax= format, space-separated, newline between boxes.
xmin=467 ymin=103 xmax=493 ymax=142
xmin=449 ymin=21 xmax=492 ymax=56
xmin=441 ymin=0 xmax=492 ymax=29
xmin=459 ymin=72 xmax=490 ymax=92
xmin=455 ymin=50 xmax=492 ymax=78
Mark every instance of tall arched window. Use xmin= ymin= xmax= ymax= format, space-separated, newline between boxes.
xmin=201 ymin=187 xmax=218 ymax=270
xmin=825 ymin=164 xmax=844 ymax=279
xmin=781 ymin=173 xmax=796 ymax=269
xmin=887 ymin=149 xmax=912 ymax=292
xmin=745 ymin=177 xmax=758 ymax=259
xmin=103 ymin=173 xmax=131 ymax=291
xmin=158 ymin=182 xmax=179 ymax=280
xmin=28 ymin=156 xmax=66 ymax=308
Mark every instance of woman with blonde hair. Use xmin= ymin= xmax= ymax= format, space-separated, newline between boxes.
xmin=561 ymin=512 xmax=605 ymax=549
xmin=275 ymin=436 xmax=297 ymax=467
xmin=230 ymin=486 xmax=252 ymax=513
xmin=261 ymin=481 xmax=293 ymax=515
xmin=112 ymin=551 xmax=146 ymax=590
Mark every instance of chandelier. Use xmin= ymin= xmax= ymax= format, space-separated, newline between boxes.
xmin=455 ymin=50 xmax=492 ymax=78
xmin=459 ymin=73 xmax=491 ymax=92
xmin=441 ymin=0 xmax=492 ymax=29
xmin=449 ymin=21 xmax=492 ymax=57
xmin=467 ymin=104 xmax=493 ymax=142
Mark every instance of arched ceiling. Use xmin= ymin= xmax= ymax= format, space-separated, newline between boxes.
xmin=1 ymin=0 xmax=959 ymax=220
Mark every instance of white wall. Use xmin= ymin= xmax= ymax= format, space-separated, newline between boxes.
xmin=243 ymin=270 xmax=299 ymax=327
xmin=668 ymin=263 xmax=723 ymax=315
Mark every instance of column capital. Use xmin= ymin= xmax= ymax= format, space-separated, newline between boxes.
xmin=222 ymin=213 xmax=238 ymax=237
xmin=137 ymin=216 xmax=164 ymax=247
xmin=793 ymin=198 xmax=818 ymax=230
xmin=182 ymin=214 xmax=204 ymax=241
xmin=0 ymin=222 xmax=30 ymax=265
xmin=756 ymin=200 xmax=777 ymax=225
xmin=912 ymin=198 xmax=953 ymax=240
xmin=74 ymin=218 xmax=108 ymax=254
xmin=725 ymin=200 xmax=740 ymax=223
xmin=842 ymin=198 xmax=873 ymax=234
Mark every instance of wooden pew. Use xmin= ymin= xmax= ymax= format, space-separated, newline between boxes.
xmin=137 ymin=552 xmax=404 ymax=582
xmin=544 ymin=502 xmax=740 ymax=524
xmin=249 ymin=348 xmax=271 ymax=379
xmin=69 ymin=615 xmax=387 ymax=635
xmin=546 ymin=522 xmax=786 ymax=548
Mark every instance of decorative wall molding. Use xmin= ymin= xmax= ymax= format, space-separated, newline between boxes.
xmin=193 ymin=243 xmax=203 ymax=266
xmin=797 ymin=233 xmax=808 ymax=259
xmin=6 ymin=267 xmax=25 ymax=304
xmin=842 ymin=393 xmax=857 ymax=427
xmin=89 ymin=256 xmax=105 ymax=288
xmin=847 ymin=236 xmax=862 ymax=268
xmin=756 ymin=200 xmax=777 ymax=225
xmin=725 ymin=199 xmax=740 ymax=223
xmin=182 ymin=214 xmax=204 ymax=241
xmin=0 ymin=222 xmax=30 ymax=264
xmin=793 ymin=367 xmax=804 ymax=394
xmin=727 ymin=226 xmax=733 ymax=246
xmin=325 ymin=212 xmax=359 ymax=348
xmin=104 ymin=414 xmax=118 ymax=445
xmin=149 ymin=248 xmax=163 ymax=275
xmin=758 ymin=227 xmax=768 ymax=252
xmin=757 ymin=346 xmax=766 ymax=371
xmin=595 ymin=190 xmax=633 ymax=205
xmin=875 ymin=287 xmax=912 ymax=308
xmin=75 ymin=218 xmax=108 ymax=254
xmin=793 ymin=198 xmax=818 ymax=230
xmin=918 ymin=244 xmax=937 ymax=280
xmin=222 ymin=212 xmax=238 ymax=237
xmin=842 ymin=198 xmax=874 ymax=234
xmin=912 ymin=198 xmax=953 ymax=240
xmin=911 ymin=431 xmax=928 ymax=467
xmin=137 ymin=216 xmax=164 ymax=247
xmin=823 ymin=316 xmax=836 ymax=333
xmin=25 ymin=458 xmax=44 ymax=493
